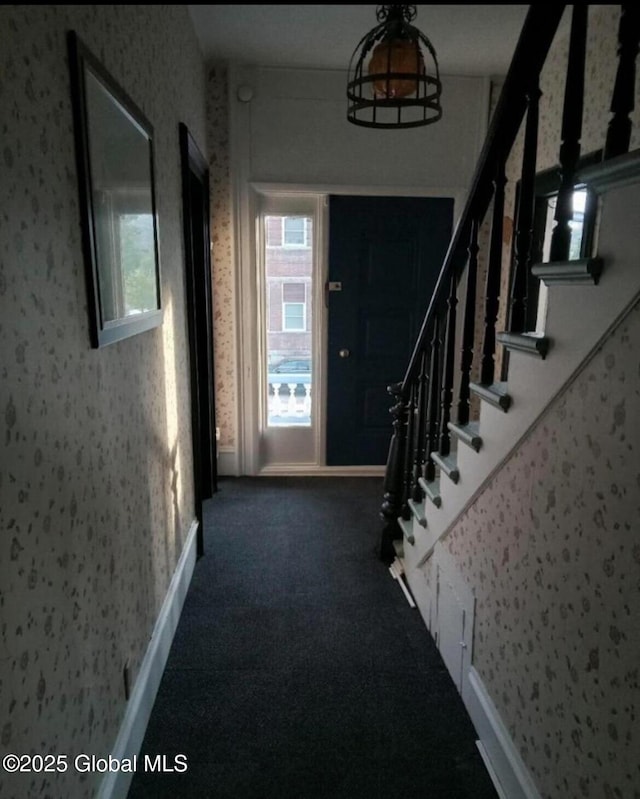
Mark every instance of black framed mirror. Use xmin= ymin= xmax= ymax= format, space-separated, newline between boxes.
xmin=68 ymin=30 xmax=162 ymax=347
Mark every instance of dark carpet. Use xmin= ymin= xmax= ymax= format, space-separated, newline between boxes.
xmin=127 ymin=477 xmax=499 ymax=799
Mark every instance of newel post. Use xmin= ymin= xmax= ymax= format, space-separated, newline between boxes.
xmin=379 ymin=382 xmax=408 ymax=563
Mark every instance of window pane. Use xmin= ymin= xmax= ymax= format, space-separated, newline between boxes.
xmin=283 ymin=217 xmax=306 ymax=246
xmin=283 ymin=302 xmax=305 ymax=331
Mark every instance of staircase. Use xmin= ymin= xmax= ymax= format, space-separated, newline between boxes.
xmin=379 ymin=6 xmax=640 ymax=799
xmin=400 ymin=154 xmax=640 ymax=574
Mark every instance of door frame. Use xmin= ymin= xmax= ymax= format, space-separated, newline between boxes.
xmin=235 ymin=181 xmax=466 ymax=476
xmin=179 ymin=122 xmax=218 ymax=553
xmin=254 ymin=190 xmax=325 ymax=473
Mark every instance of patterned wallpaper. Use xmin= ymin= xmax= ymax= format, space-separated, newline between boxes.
xmin=206 ymin=65 xmax=235 ymax=449
xmin=444 ymin=296 xmax=640 ymax=799
xmin=0 ymin=5 xmax=206 ymax=798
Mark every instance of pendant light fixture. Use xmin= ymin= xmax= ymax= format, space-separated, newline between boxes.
xmin=347 ymin=5 xmax=443 ymax=129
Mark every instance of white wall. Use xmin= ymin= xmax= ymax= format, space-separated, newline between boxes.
xmin=0 ymin=5 xmax=206 ymax=798
xmin=223 ymin=64 xmax=491 ymax=474
xmin=244 ymin=67 xmax=489 ymax=188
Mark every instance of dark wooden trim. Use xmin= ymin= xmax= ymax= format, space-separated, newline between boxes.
xmin=179 ymin=123 xmax=218 ymax=558
xmin=439 ymin=274 xmax=458 ymax=457
xmin=549 ymin=5 xmax=588 ymax=262
xmin=481 ymin=155 xmax=506 ymax=386
xmin=509 ymin=81 xmax=540 ymax=334
xmin=379 ymin=383 xmax=408 ymax=563
xmin=411 ymin=350 xmax=429 ymax=502
xmin=457 ymin=219 xmax=479 ymax=426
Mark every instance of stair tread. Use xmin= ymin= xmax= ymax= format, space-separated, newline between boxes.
xmin=469 ymin=381 xmax=512 ymax=411
xmin=407 ymin=498 xmax=427 ymax=527
xmin=398 ymin=516 xmax=415 ymax=545
xmin=431 ymin=451 xmax=460 ymax=484
xmin=532 ymin=256 xmax=603 ymax=285
xmin=418 ymin=476 xmax=442 ymax=507
xmin=448 ymin=421 xmax=482 ymax=451
xmin=497 ymin=330 xmax=550 ymax=359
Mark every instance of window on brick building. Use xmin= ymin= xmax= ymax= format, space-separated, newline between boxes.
xmin=283 ymin=217 xmax=309 ymax=247
xmin=266 ymin=216 xmax=311 ymax=248
xmin=282 ymin=283 xmax=306 ymax=331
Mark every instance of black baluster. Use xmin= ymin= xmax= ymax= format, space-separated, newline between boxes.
xmin=510 ymin=81 xmax=541 ymax=334
xmin=481 ymin=157 xmax=506 ymax=386
xmin=425 ymin=317 xmax=441 ymax=482
xmin=379 ymin=383 xmax=408 ymax=562
xmin=401 ymin=381 xmax=418 ymax=520
xmin=412 ymin=349 xmax=429 ymax=501
xmin=458 ymin=219 xmax=480 ymax=426
xmin=550 ymin=5 xmax=587 ymax=262
xmin=604 ymin=4 xmax=640 ymax=160
xmin=439 ymin=275 xmax=458 ymax=457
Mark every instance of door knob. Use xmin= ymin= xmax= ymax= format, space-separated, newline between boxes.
xmin=339 ymin=348 xmax=350 ymax=358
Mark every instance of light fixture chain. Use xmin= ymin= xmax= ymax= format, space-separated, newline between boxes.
xmin=376 ymin=5 xmax=417 ymax=24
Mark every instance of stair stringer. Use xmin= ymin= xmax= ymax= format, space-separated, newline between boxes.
xmin=400 ymin=161 xmax=640 ymax=571
xmin=399 ymin=156 xmax=640 ymax=799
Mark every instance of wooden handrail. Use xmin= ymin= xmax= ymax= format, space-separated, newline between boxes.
xmin=380 ymin=5 xmax=640 ymax=562
xmin=401 ymin=5 xmax=566 ymax=394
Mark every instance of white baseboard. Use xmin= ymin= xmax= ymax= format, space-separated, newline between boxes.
xmin=465 ymin=667 xmax=542 ymax=799
xmin=217 ymin=448 xmax=239 ymax=476
xmin=217 ymin=446 xmax=386 ymax=478
xmin=97 ymin=518 xmax=199 ymax=799
xmin=258 ymin=464 xmax=385 ymax=477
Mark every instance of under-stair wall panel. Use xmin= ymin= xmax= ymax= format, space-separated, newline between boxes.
xmin=441 ymin=288 xmax=640 ymax=798
xmin=435 ymin=566 xmax=466 ymax=693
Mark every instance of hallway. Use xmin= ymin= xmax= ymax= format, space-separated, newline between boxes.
xmin=127 ymin=477 xmax=498 ymax=799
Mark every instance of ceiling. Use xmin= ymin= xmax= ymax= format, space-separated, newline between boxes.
xmin=187 ymin=5 xmax=532 ymax=77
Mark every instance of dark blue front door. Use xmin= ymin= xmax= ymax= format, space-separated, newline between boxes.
xmin=326 ymin=195 xmax=453 ymax=465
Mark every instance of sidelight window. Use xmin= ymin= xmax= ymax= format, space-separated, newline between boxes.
xmin=263 ymin=213 xmax=313 ymax=427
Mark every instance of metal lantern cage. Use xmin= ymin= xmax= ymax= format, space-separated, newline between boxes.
xmin=347 ymin=5 xmax=443 ymax=129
